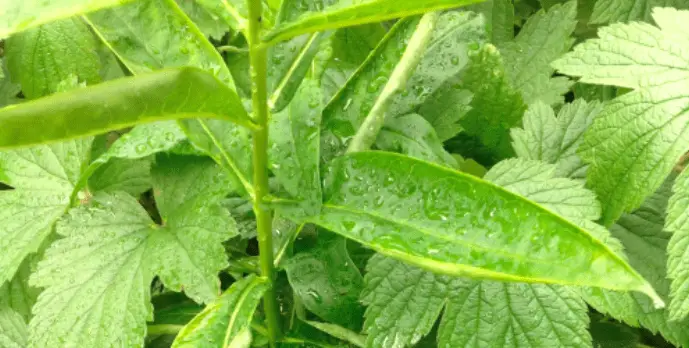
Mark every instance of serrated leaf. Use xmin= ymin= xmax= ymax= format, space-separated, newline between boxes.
xmin=468 ymin=0 xmax=514 ymax=46
xmin=88 ymin=158 xmax=152 ymax=197
xmin=285 ymin=231 xmax=364 ymax=329
xmin=5 ymin=18 xmax=100 ymax=99
xmin=375 ymin=113 xmax=458 ymax=168
xmin=553 ymin=7 xmax=689 ymax=225
xmin=86 ymin=0 xmax=235 ymax=89
xmin=0 ymin=138 xmax=91 ymax=286
xmin=269 ymin=80 xmax=323 ymax=215
xmin=0 ymin=68 xmax=254 ymax=150
xmin=322 ymin=12 xmax=485 ymax=160
xmin=264 ymin=0 xmax=482 ymax=44
xmin=0 ymin=307 xmax=27 ymax=348
xmin=171 ymin=275 xmax=269 ymax=348
xmin=0 ymin=0 xmax=137 ymax=39
xmin=581 ymin=178 xmax=689 ymax=347
xmin=176 ymin=0 xmax=227 ymax=40
xmin=303 ymin=151 xmax=658 ymax=298
xmin=511 ymin=100 xmax=603 ymax=178
xmin=417 ymin=80 xmax=473 ymax=142
xmin=590 ymin=0 xmax=689 ymax=24
xmin=665 ymin=166 xmax=689 ymax=320
xmin=500 ymin=1 xmax=576 ymax=105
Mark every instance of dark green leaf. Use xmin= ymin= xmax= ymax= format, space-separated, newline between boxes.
xmin=417 ymin=82 xmax=472 ymax=142
xmin=5 ymin=18 xmax=100 ymax=99
xmin=171 ymin=275 xmax=269 ymax=348
xmin=285 ymin=231 xmax=364 ymax=330
xmin=88 ymin=158 xmax=152 ymax=197
xmin=264 ymin=0 xmax=483 ymax=44
xmin=0 ymin=68 xmax=254 ymax=150
xmin=304 ymin=321 xmax=366 ymax=348
xmin=301 ymin=151 xmax=659 ymax=299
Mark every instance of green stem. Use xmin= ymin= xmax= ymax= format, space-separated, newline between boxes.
xmin=347 ymin=12 xmax=439 ymax=153
xmin=247 ymin=0 xmax=281 ymax=345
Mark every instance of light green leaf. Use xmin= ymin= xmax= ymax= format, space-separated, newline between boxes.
xmin=5 ymin=18 xmax=100 ymax=99
xmin=264 ymin=0 xmax=482 ymax=44
xmin=171 ymin=275 xmax=269 ymax=348
xmin=665 ymin=167 xmax=689 ymax=320
xmin=590 ymin=0 xmax=689 ymax=24
xmin=0 ymin=138 xmax=91 ymax=286
xmin=101 ymin=122 xmax=187 ymax=161
xmin=455 ymin=44 xmax=526 ymax=159
xmin=268 ymin=33 xmax=326 ymax=112
xmin=86 ymin=0 xmax=235 ymax=89
xmin=581 ymin=178 xmax=689 ymax=347
xmin=193 ymin=0 xmax=248 ymax=32
xmin=303 ymin=151 xmax=658 ymax=298
xmin=322 ymin=12 xmax=485 ymax=160
xmin=176 ymin=0 xmax=227 ymax=40
xmin=0 ymin=68 xmax=255 ymax=150
xmin=375 ymin=113 xmax=458 ymax=168
xmin=269 ymin=80 xmax=323 ymax=215
xmin=0 ymin=0 xmax=136 ymax=39
xmin=0 ymin=307 xmax=27 ymax=348
xmin=553 ymin=7 xmax=689 ymax=225
xmin=511 ymin=100 xmax=603 ymax=179
xmin=500 ymin=1 xmax=576 ymax=105
xmin=304 ymin=320 xmax=367 ymax=348
xmin=28 ymin=192 xmax=156 ymax=348
xmin=284 ymin=231 xmax=364 ymax=329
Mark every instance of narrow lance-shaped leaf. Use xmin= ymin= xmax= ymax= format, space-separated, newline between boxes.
xmin=553 ymin=7 xmax=689 ymax=225
xmin=0 ymin=68 xmax=255 ymax=150
xmin=171 ymin=275 xmax=269 ymax=348
xmin=0 ymin=0 xmax=136 ymax=39
xmin=263 ymin=0 xmax=483 ymax=44
xmin=301 ymin=151 xmax=661 ymax=301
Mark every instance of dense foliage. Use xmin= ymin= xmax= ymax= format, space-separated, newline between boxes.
xmin=1 ymin=0 xmax=689 ymax=347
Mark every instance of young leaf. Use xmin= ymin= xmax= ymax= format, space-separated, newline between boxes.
xmin=0 ymin=139 xmax=92 ymax=286
xmin=582 ymin=178 xmax=689 ymax=347
xmin=0 ymin=68 xmax=255 ymax=150
xmin=500 ymin=1 xmax=577 ymax=105
xmin=269 ymin=80 xmax=323 ymax=215
xmin=85 ymin=0 xmax=236 ymax=89
xmin=303 ymin=151 xmax=659 ymax=298
xmin=5 ymin=18 xmax=101 ymax=99
xmin=0 ymin=307 xmax=27 ymax=348
xmin=553 ymin=7 xmax=689 ymax=225
xmin=0 ymin=0 xmax=136 ymax=39
xmin=665 ymin=167 xmax=689 ymax=320
xmin=511 ymin=100 xmax=603 ymax=178
xmin=590 ymin=0 xmax=689 ymax=24
xmin=171 ymin=275 xmax=269 ymax=348
xmin=263 ymin=0 xmax=483 ymax=44
xmin=284 ymin=231 xmax=365 ymax=330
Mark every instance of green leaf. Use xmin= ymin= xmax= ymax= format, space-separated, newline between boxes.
xmin=264 ymin=0 xmax=483 ymax=44
xmin=468 ymin=0 xmax=514 ymax=47
xmin=171 ymin=275 xmax=269 ymax=348
xmin=0 ymin=138 xmax=92 ymax=286
xmin=88 ymin=158 xmax=152 ymax=197
xmin=284 ymin=231 xmax=365 ymax=329
xmin=268 ymin=33 xmax=326 ymax=112
xmin=322 ymin=12 xmax=485 ymax=160
xmin=454 ymin=44 xmax=527 ymax=161
xmin=581 ymin=178 xmax=689 ymax=347
xmin=590 ymin=0 xmax=689 ymax=24
xmin=303 ymin=151 xmax=659 ymax=298
xmin=1 ymin=254 xmax=42 ymax=321
xmin=553 ymin=7 xmax=689 ymax=225
xmin=500 ymin=1 xmax=576 ymax=105
xmin=269 ymin=80 xmax=323 ymax=215
xmin=86 ymin=0 xmax=235 ymax=89
xmin=0 ymin=0 xmax=136 ymax=39
xmin=176 ymin=0 xmax=227 ymax=40
xmin=510 ymin=100 xmax=603 ymax=179
xmin=304 ymin=320 xmax=366 ymax=348
xmin=665 ymin=167 xmax=689 ymax=320
xmin=417 ymin=80 xmax=473 ymax=142
xmin=0 ymin=68 xmax=255 ymax=150
xmin=375 ymin=113 xmax=458 ymax=168
xmin=5 ymin=18 xmax=100 ymax=99
xmin=100 ymin=122 xmax=187 ymax=162
xmin=0 ymin=59 xmax=21 ymax=108
xmin=0 ymin=307 xmax=27 ymax=348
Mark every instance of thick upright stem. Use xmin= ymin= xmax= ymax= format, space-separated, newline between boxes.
xmin=247 ymin=0 xmax=281 ymax=344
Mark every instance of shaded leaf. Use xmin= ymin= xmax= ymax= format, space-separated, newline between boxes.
xmin=0 ymin=307 xmax=27 ymax=348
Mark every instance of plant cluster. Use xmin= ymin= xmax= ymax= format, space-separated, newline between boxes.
xmin=1 ymin=0 xmax=689 ymax=347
